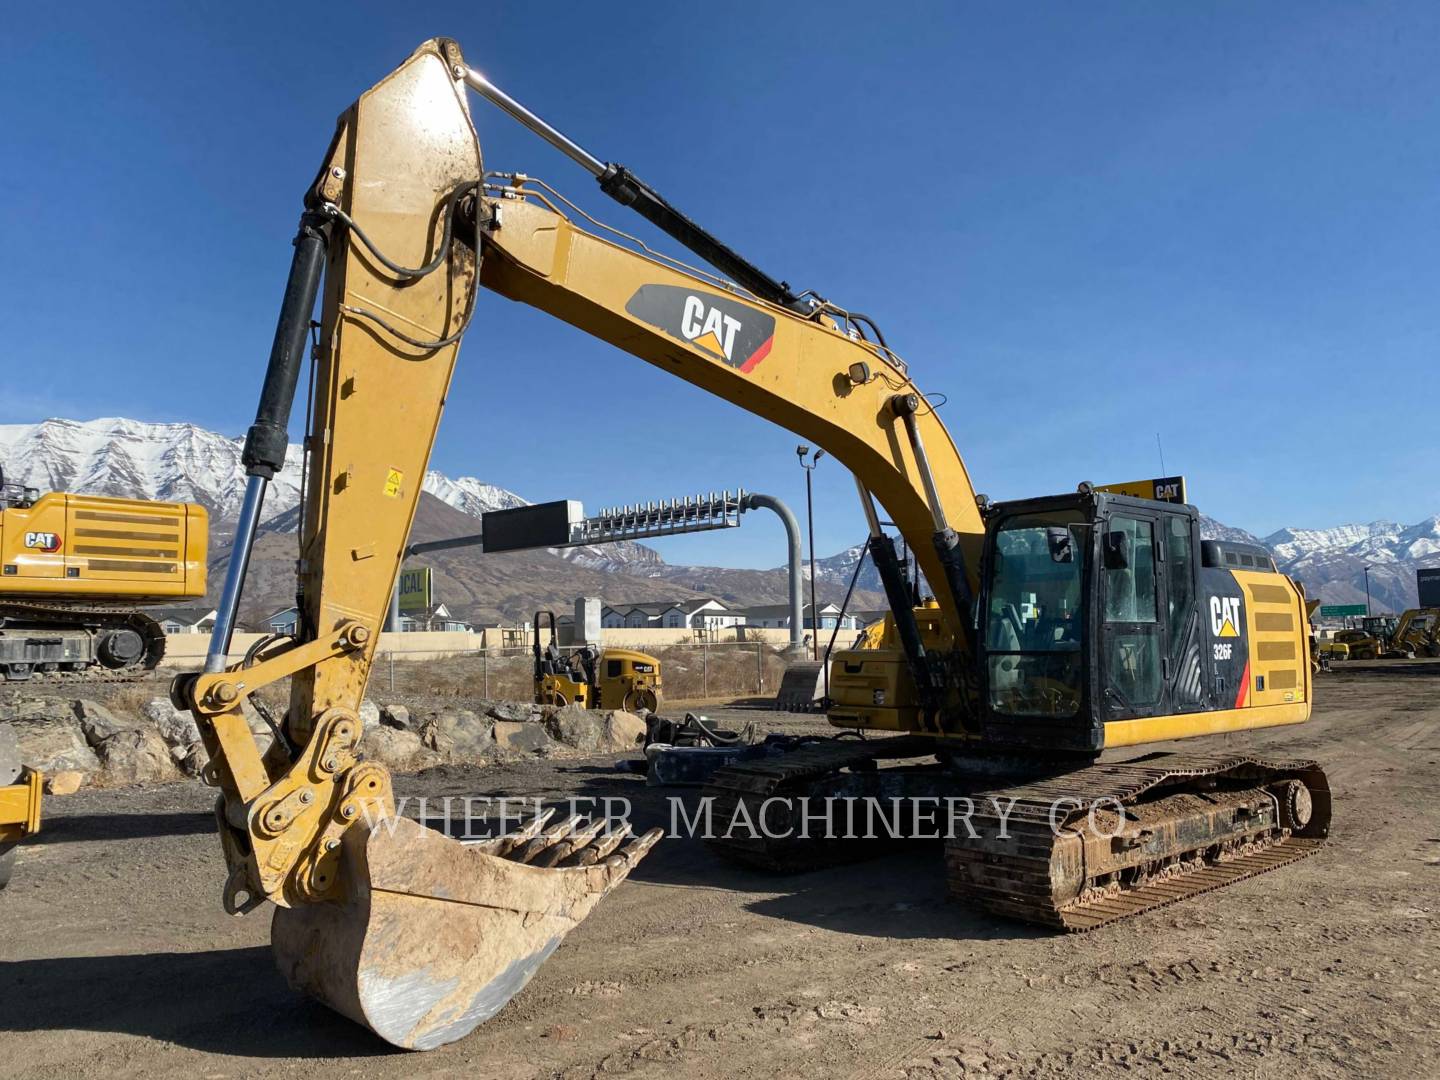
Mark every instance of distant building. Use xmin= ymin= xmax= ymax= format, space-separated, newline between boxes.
xmin=149 ymin=606 xmax=218 ymax=635
xmin=600 ymin=598 xmax=738 ymax=630
xmin=740 ymin=602 xmax=859 ymax=631
xmin=266 ymin=606 xmax=300 ymax=634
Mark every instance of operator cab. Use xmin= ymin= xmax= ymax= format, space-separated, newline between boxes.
xmin=978 ymin=489 xmax=1271 ymax=752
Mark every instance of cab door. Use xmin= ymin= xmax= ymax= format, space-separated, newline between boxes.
xmin=1099 ymin=512 xmax=1165 ymax=719
xmin=1159 ymin=511 xmax=1207 ymax=709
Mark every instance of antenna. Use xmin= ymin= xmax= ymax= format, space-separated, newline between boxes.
xmin=1156 ymin=433 xmax=1167 ymax=476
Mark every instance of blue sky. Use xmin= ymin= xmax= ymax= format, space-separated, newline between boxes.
xmin=3 ymin=2 xmax=1437 ymax=568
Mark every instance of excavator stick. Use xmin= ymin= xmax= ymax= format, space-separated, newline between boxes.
xmin=183 ymin=39 xmax=662 ymax=1049
xmin=272 ymin=813 xmax=658 ymax=1050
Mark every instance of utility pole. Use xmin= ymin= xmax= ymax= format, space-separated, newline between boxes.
xmin=1363 ymin=565 xmax=1373 ymax=617
xmin=797 ymin=445 xmax=824 ymax=660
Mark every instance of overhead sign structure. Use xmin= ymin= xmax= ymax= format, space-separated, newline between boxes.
xmin=397 ymin=567 xmax=433 ymax=615
xmin=480 ymin=501 xmax=584 ymax=554
xmin=1318 ymin=604 xmax=1367 ymax=618
xmin=1418 ymin=568 xmax=1440 ymax=608
xmin=1095 ymin=475 xmax=1188 ymax=504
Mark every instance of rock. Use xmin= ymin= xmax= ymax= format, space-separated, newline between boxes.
xmin=11 ymin=717 xmax=100 ymax=774
xmin=605 ymin=710 xmax=648 ymax=750
xmin=493 ymin=720 xmax=555 ymax=754
xmin=380 ymin=704 xmax=412 ymax=731
xmin=359 ymin=698 xmax=381 ymax=731
xmin=361 ymin=726 xmax=422 ymax=771
xmin=143 ymin=698 xmax=201 ymax=748
xmin=44 ymin=770 xmax=85 ymax=795
xmin=92 ymin=728 xmax=180 ymax=786
xmin=451 ymin=711 xmax=494 ymax=756
xmin=417 ymin=715 xmax=454 ymax=755
xmin=487 ymin=700 xmax=541 ymax=723
xmin=173 ymin=741 xmax=210 ymax=778
xmin=545 ymin=703 xmax=606 ymax=751
xmin=74 ymin=699 xmax=131 ymax=745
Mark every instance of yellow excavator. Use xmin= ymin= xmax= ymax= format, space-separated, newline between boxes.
xmin=1 ymin=470 xmax=208 ymax=679
xmin=532 ymin=611 xmax=662 ymax=712
xmin=177 ymin=39 xmax=1329 ymax=1049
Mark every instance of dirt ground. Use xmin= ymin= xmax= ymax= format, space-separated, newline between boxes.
xmin=2 ymin=668 xmax=1438 ymax=1079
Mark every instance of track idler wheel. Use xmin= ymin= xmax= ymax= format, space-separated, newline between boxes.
xmin=270 ymin=809 xmax=660 ymax=1050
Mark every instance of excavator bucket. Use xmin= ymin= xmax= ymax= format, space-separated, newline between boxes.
xmin=271 ymin=811 xmax=660 ymax=1050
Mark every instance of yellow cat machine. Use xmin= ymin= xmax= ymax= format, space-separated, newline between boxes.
xmin=0 ymin=470 xmax=208 ymax=680
xmin=533 ymin=610 xmax=661 ymax=711
xmin=0 ymin=723 xmax=42 ymax=889
xmin=1386 ymin=608 xmax=1440 ymax=658
xmin=173 ymin=39 xmax=1327 ymax=1049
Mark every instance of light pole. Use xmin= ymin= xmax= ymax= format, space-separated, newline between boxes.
xmin=797 ymin=445 xmax=824 ymax=659
xmin=1363 ymin=565 xmax=1372 ymax=618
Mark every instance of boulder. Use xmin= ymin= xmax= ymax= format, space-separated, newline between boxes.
xmin=380 ymin=704 xmax=413 ymax=731
xmin=143 ymin=698 xmax=201 ymax=748
xmin=450 ymin=712 xmax=495 ymax=761
xmin=173 ymin=741 xmax=210 ymax=778
xmin=241 ymin=700 xmax=278 ymax=759
xmin=493 ymin=720 xmax=555 ymax=754
xmin=92 ymin=728 xmax=180 ymax=786
xmin=359 ymin=698 xmax=381 ymax=731
xmin=605 ymin=710 xmax=648 ymax=750
xmin=417 ymin=715 xmax=454 ymax=756
xmin=361 ymin=726 xmax=423 ymax=771
xmin=44 ymin=770 xmax=85 ymax=796
xmin=544 ymin=703 xmax=606 ymax=751
xmin=11 ymin=717 xmax=100 ymax=774
xmin=486 ymin=700 xmax=541 ymax=724
xmin=74 ymin=699 xmax=131 ymax=745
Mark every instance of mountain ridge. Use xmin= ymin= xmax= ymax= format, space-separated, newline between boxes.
xmin=2 ymin=417 xmax=1435 ymax=618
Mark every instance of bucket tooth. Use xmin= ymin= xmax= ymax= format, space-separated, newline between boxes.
xmin=271 ymin=815 xmax=659 ymax=1050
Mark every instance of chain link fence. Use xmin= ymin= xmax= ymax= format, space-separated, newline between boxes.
xmin=373 ymin=640 xmax=799 ymax=703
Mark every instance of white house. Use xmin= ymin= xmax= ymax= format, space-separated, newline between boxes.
xmin=659 ymin=598 xmax=743 ymax=630
xmin=150 ymin=606 xmax=218 ymax=634
xmin=739 ymin=602 xmax=860 ymax=631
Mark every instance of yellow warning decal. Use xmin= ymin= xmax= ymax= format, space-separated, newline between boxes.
xmin=383 ymin=468 xmax=404 ymax=498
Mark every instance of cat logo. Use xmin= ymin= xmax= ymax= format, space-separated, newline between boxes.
xmin=625 ymin=284 xmax=776 ymax=372
xmin=24 ymin=531 xmax=62 ymax=553
xmin=1210 ymin=595 xmax=1241 ymax=638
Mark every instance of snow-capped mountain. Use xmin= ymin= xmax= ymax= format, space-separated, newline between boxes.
xmin=3 ymin=417 xmax=1435 ymax=613
xmin=0 ymin=417 xmax=656 ymax=570
xmin=0 ymin=417 xmax=526 ymax=526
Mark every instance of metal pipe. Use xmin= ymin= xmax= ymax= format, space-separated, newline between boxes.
xmin=741 ymin=493 xmax=804 ymax=649
xmin=205 ymin=475 xmax=267 ymax=673
xmin=895 ymin=398 xmax=949 ymax=534
xmin=855 ymin=476 xmax=883 ymax=538
xmin=461 ymin=67 xmax=606 ymax=177
xmin=386 ymin=584 xmax=401 ymax=633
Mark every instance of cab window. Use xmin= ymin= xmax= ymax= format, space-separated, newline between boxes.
xmin=1103 ymin=516 xmax=1161 ymax=709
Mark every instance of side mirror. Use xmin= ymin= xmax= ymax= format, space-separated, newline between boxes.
xmin=1046 ymin=527 xmax=1073 ymax=563
xmin=1102 ymin=530 xmax=1130 ymax=570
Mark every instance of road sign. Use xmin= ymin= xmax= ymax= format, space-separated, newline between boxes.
xmin=1318 ymin=604 xmax=1367 ymax=618
xmin=397 ymin=566 xmax=433 ymax=614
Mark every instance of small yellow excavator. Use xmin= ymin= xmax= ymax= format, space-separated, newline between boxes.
xmin=0 ymin=471 xmax=208 ymax=680
xmin=177 ymin=39 xmax=1329 ymax=1049
xmin=1387 ymin=608 xmax=1440 ymax=658
xmin=532 ymin=611 xmax=661 ymax=712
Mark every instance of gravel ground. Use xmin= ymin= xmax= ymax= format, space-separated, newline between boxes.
xmin=1 ymin=668 xmax=1437 ymax=1079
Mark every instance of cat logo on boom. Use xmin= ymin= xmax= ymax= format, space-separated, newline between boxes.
xmin=625 ymin=284 xmax=776 ymax=373
xmin=23 ymin=531 xmax=62 ymax=553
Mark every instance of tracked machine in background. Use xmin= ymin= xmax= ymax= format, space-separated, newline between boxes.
xmin=178 ymin=39 xmax=1329 ymax=1049
xmin=0 ymin=470 xmax=208 ymax=680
